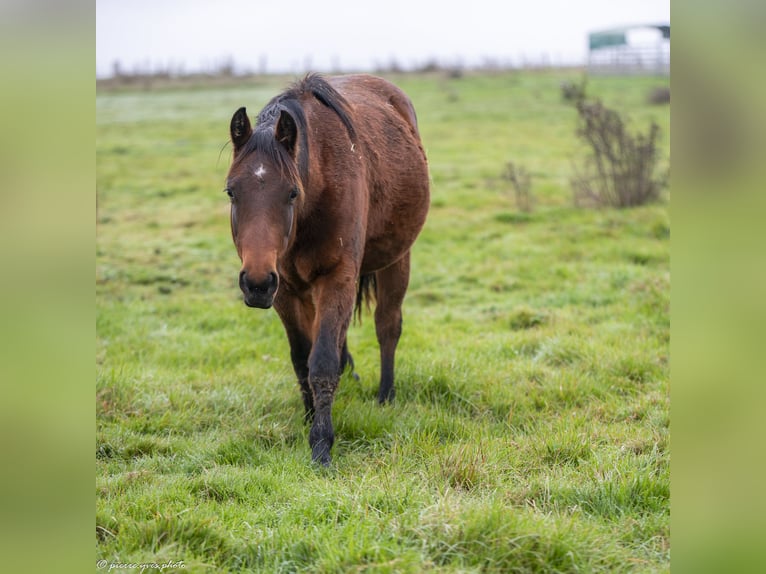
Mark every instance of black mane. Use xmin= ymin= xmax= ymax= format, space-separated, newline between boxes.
xmin=235 ymin=74 xmax=356 ymax=187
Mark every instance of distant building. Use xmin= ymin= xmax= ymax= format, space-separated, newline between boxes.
xmin=588 ymin=24 xmax=669 ymax=75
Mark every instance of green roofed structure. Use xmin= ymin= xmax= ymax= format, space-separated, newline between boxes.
xmin=588 ymin=24 xmax=669 ymax=75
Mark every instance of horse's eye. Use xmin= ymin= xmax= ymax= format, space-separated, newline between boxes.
xmin=224 ymin=187 xmax=234 ymax=200
xmin=289 ymin=187 xmax=299 ymax=201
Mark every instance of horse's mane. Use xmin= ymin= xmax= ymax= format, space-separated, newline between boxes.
xmin=235 ymin=74 xmax=356 ymax=188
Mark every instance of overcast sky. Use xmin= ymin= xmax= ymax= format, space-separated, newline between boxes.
xmin=96 ymin=0 xmax=670 ymax=77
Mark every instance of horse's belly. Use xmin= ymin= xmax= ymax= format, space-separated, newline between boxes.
xmin=360 ymin=196 xmax=428 ymax=273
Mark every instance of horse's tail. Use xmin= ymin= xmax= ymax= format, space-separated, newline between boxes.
xmin=354 ymin=273 xmax=377 ymax=323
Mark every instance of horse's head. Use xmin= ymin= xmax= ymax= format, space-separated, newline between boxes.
xmin=225 ymin=106 xmax=302 ymax=309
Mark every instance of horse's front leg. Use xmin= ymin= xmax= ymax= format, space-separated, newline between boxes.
xmin=307 ymin=273 xmax=356 ymax=466
xmin=274 ymin=290 xmax=316 ymax=422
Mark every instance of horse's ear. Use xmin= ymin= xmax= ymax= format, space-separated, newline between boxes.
xmin=230 ymin=107 xmax=252 ymax=154
xmin=275 ymin=109 xmax=298 ymax=156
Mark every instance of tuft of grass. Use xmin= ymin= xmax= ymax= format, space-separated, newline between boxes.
xmin=539 ymin=434 xmax=592 ymax=467
xmin=509 ymin=306 xmax=549 ymax=330
xmin=438 ymin=441 xmax=489 ymax=490
xmin=495 ymin=210 xmax=536 ymax=224
xmin=412 ymin=501 xmax=622 ymax=572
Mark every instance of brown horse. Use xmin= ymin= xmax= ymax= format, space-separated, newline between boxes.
xmin=225 ymin=74 xmax=429 ymax=465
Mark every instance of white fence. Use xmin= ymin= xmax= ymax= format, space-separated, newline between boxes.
xmin=588 ymin=44 xmax=669 ymax=76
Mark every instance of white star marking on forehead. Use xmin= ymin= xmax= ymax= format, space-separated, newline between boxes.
xmin=254 ymin=164 xmax=266 ymax=178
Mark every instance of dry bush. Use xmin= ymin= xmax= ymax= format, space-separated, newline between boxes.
xmin=571 ymin=99 xmax=667 ymax=208
xmin=560 ymin=78 xmax=588 ymax=104
xmin=648 ymin=86 xmax=670 ymax=105
xmin=503 ymin=162 xmax=534 ymax=213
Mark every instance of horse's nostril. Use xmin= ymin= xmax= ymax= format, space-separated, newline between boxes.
xmin=251 ymin=273 xmax=277 ymax=293
xmin=256 ymin=272 xmax=278 ymax=293
xmin=239 ymin=270 xmax=277 ymax=297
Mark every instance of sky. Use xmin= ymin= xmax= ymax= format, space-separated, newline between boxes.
xmin=96 ymin=0 xmax=669 ymax=77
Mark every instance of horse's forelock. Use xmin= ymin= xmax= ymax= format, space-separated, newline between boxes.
xmin=234 ymin=99 xmax=307 ymax=189
xmin=233 ymin=74 xmax=354 ymax=189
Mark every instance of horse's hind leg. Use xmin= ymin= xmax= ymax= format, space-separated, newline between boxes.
xmin=339 ymin=338 xmax=360 ymax=381
xmin=374 ymin=251 xmax=411 ymax=404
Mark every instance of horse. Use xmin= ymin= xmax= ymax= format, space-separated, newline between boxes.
xmin=224 ymin=73 xmax=430 ymax=465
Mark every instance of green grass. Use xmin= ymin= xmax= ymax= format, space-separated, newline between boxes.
xmin=97 ymin=70 xmax=670 ymax=572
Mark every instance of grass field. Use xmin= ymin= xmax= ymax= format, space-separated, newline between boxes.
xmin=96 ymin=70 xmax=670 ymax=572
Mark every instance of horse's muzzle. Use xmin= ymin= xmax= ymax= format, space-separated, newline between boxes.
xmin=239 ymin=270 xmax=278 ymax=309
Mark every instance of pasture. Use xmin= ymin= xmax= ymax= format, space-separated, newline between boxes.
xmin=96 ymin=71 xmax=670 ymax=572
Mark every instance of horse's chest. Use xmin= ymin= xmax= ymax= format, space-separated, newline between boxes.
xmin=286 ymin=241 xmax=348 ymax=285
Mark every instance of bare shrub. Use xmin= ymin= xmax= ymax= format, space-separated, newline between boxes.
xmin=502 ymin=162 xmax=534 ymax=212
xmin=560 ymin=78 xmax=587 ymax=104
xmin=648 ymin=86 xmax=670 ymax=105
xmin=571 ymin=99 xmax=667 ymax=208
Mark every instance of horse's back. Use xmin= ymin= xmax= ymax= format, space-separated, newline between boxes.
xmin=330 ymin=75 xmax=420 ymax=135
xmin=328 ymin=75 xmax=429 ymax=273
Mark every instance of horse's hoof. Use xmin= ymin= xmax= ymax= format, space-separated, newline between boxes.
xmin=311 ymin=438 xmax=333 ymax=467
xmin=312 ymin=451 xmax=332 ymax=467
